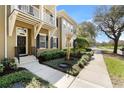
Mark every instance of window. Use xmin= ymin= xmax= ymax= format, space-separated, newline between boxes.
xmin=62 ymin=19 xmax=66 ymax=29
xmin=39 ymin=35 xmax=46 ymax=48
xmin=53 ymin=38 xmax=57 ymax=48
xmin=17 ymin=27 xmax=27 ymax=36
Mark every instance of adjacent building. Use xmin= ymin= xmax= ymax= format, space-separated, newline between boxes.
xmin=57 ymin=10 xmax=77 ymax=49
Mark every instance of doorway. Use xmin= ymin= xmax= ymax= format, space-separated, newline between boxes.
xmin=16 ymin=27 xmax=28 ymax=56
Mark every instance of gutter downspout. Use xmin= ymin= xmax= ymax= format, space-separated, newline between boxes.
xmin=5 ymin=5 xmax=7 ymax=58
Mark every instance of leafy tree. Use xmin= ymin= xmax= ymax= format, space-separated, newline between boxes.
xmin=75 ymin=37 xmax=89 ymax=53
xmin=94 ymin=5 xmax=124 ymax=53
xmin=77 ymin=22 xmax=97 ymax=45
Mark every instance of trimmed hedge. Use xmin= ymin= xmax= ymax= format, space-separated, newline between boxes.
xmin=78 ymin=51 xmax=94 ymax=68
xmin=37 ymin=50 xmax=66 ymax=62
xmin=85 ymin=51 xmax=94 ymax=57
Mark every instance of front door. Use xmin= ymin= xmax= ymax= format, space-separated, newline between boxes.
xmin=17 ymin=36 xmax=26 ymax=54
xmin=16 ymin=27 xmax=28 ymax=56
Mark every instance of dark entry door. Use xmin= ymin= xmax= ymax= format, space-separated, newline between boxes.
xmin=17 ymin=36 xmax=26 ymax=54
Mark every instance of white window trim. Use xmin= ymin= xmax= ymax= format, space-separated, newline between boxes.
xmin=39 ymin=33 xmax=47 ymax=49
xmin=53 ymin=36 xmax=57 ymax=48
xmin=39 ymin=33 xmax=47 ymax=36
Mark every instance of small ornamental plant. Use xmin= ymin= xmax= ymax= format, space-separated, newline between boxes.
xmin=0 ymin=64 xmax=4 ymax=73
xmin=66 ymin=32 xmax=73 ymax=61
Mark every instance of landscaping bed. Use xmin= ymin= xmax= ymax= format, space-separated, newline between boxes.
xmin=42 ymin=58 xmax=81 ymax=76
xmin=0 ymin=58 xmax=17 ymax=76
xmin=0 ymin=68 xmax=54 ymax=88
xmin=0 ymin=58 xmax=54 ymax=88
xmin=38 ymin=49 xmax=94 ymax=76
xmin=103 ymin=50 xmax=124 ymax=88
xmin=37 ymin=49 xmax=65 ymax=62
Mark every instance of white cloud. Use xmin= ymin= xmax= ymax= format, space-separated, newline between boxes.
xmin=86 ymin=18 xmax=93 ymax=23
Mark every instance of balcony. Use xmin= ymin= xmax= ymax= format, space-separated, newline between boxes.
xmin=9 ymin=5 xmax=56 ymax=37
xmin=43 ymin=12 xmax=55 ymax=27
xmin=11 ymin=5 xmax=41 ymax=19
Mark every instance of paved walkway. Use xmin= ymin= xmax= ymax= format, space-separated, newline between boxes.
xmin=70 ymin=50 xmax=113 ymax=88
xmin=18 ymin=49 xmax=113 ymax=88
xmin=18 ymin=62 xmax=75 ymax=88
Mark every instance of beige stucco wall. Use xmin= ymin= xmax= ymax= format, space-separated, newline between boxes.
xmin=0 ymin=6 xmax=5 ymax=59
xmin=7 ymin=20 xmax=35 ymax=58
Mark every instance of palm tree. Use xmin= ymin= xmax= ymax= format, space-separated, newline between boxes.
xmin=66 ymin=32 xmax=73 ymax=60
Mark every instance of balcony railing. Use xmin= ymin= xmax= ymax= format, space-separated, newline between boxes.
xmin=12 ymin=5 xmax=40 ymax=19
xmin=43 ymin=12 xmax=55 ymax=26
xmin=11 ymin=5 xmax=56 ymax=27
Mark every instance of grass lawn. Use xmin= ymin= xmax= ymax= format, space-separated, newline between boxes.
xmin=103 ymin=50 xmax=124 ymax=87
xmin=0 ymin=68 xmax=54 ymax=88
xmin=42 ymin=58 xmax=81 ymax=76
xmin=98 ymin=46 xmax=123 ymax=49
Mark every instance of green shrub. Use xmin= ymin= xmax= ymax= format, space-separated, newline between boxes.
xmin=81 ymin=57 xmax=88 ymax=65
xmin=1 ymin=58 xmax=9 ymax=67
xmin=78 ymin=61 xmax=84 ymax=68
xmin=1 ymin=58 xmax=17 ymax=71
xmin=0 ymin=64 xmax=4 ymax=73
xmin=77 ymin=57 xmax=85 ymax=68
xmin=85 ymin=48 xmax=92 ymax=52
xmin=83 ymin=55 xmax=90 ymax=62
xmin=0 ymin=70 xmax=51 ymax=88
xmin=38 ymin=50 xmax=65 ymax=61
xmin=77 ymin=51 xmax=93 ymax=68
xmin=9 ymin=59 xmax=17 ymax=70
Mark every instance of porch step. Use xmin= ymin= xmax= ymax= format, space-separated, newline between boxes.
xmin=15 ymin=55 xmax=39 ymax=65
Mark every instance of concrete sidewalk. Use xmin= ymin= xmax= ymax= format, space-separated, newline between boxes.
xmin=18 ymin=62 xmax=75 ymax=88
xmin=69 ymin=50 xmax=113 ymax=88
xmin=18 ymin=49 xmax=113 ymax=88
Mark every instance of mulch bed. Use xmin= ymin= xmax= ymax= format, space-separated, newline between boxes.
xmin=110 ymin=75 xmax=124 ymax=88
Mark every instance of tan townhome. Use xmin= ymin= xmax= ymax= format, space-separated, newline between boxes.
xmin=0 ymin=5 xmax=58 ymax=60
xmin=57 ymin=10 xmax=77 ymax=49
xmin=0 ymin=6 xmax=77 ymax=62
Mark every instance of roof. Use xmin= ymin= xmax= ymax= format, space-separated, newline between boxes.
xmin=57 ymin=10 xmax=77 ymax=26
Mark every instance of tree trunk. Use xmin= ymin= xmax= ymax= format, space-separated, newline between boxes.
xmin=113 ymin=39 xmax=119 ymax=54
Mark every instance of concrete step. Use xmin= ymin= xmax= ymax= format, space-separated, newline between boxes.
xmin=15 ymin=55 xmax=39 ymax=65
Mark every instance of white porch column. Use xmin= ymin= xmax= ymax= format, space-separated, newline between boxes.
xmin=48 ymin=31 xmax=51 ymax=49
xmin=5 ymin=5 xmax=7 ymax=58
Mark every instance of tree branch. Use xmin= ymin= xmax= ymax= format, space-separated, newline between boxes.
xmin=99 ymin=25 xmax=115 ymax=40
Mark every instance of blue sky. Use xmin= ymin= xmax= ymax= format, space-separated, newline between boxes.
xmin=57 ymin=5 xmax=124 ymax=43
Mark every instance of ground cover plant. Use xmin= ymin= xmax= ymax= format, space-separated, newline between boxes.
xmin=0 ymin=58 xmax=17 ymax=76
xmin=0 ymin=69 xmax=54 ymax=88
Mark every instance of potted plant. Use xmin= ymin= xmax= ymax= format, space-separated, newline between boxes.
xmin=120 ymin=47 xmax=124 ymax=55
